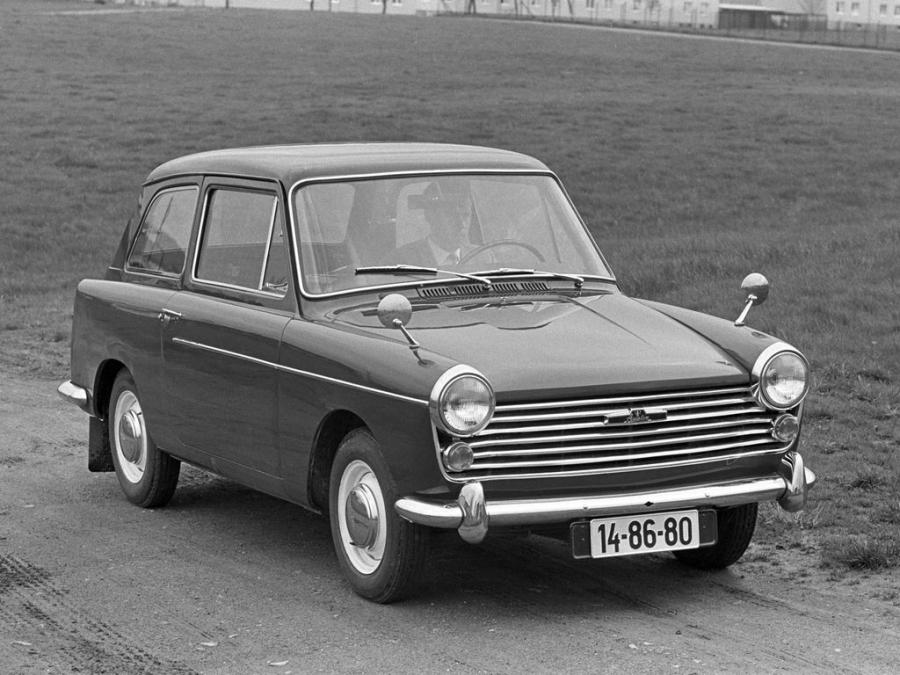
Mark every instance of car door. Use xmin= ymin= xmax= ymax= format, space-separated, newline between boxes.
xmin=118 ymin=181 xmax=201 ymax=453
xmin=161 ymin=178 xmax=294 ymax=485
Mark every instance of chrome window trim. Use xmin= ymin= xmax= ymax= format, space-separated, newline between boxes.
xmin=287 ymin=169 xmax=617 ymax=300
xmin=258 ymin=199 xmax=280 ymax=291
xmin=124 ymin=185 xmax=200 ymax=278
xmin=170 ymin=337 xmax=427 ymax=407
xmin=191 ymin=187 xmax=286 ymax=299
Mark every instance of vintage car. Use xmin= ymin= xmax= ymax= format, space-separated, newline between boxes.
xmin=59 ymin=143 xmax=815 ymax=602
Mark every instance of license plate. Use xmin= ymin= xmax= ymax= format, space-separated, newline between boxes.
xmin=586 ymin=509 xmax=700 ymax=559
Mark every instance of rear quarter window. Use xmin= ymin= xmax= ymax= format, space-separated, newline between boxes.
xmin=126 ymin=187 xmax=198 ymax=276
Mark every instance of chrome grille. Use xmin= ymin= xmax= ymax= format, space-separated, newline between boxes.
xmin=454 ymin=386 xmax=785 ymax=481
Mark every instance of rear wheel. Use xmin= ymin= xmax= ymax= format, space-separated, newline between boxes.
xmin=329 ymin=429 xmax=427 ymax=603
xmin=674 ymin=503 xmax=758 ymax=569
xmin=108 ymin=371 xmax=180 ymax=508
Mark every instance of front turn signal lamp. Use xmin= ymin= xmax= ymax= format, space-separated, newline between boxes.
xmin=442 ymin=442 xmax=475 ymax=472
xmin=772 ymin=414 xmax=800 ymax=443
xmin=430 ymin=365 xmax=495 ymax=437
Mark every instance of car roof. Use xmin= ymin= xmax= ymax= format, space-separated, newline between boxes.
xmin=144 ymin=143 xmax=551 ymax=186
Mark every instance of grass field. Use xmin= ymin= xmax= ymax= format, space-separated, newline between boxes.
xmin=1 ymin=0 xmax=898 ymax=576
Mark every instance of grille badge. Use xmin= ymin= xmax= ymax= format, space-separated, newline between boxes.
xmin=601 ymin=407 xmax=668 ymax=426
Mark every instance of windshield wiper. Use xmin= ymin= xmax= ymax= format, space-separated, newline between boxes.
xmin=472 ymin=267 xmax=585 ymax=289
xmin=355 ymin=265 xmax=492 ymax=287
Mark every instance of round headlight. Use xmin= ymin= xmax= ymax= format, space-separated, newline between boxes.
xmin=430 ymin=367 xmax=495 ymax=436
xmin=758 ymin=351 xmax=809 ymax=410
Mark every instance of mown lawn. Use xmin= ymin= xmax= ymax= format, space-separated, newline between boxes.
xmin=1 ymin=0 xmax=898 ymax=576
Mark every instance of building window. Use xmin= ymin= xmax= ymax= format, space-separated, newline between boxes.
xmin=633 ymin=0 xmax=640 ymax=8
xmin=391 ymin=0 xmax=401 ymax=5
xmin=604 ymin=0 xmax=613 ymax=7
xmin=895 ymin=4 xmax=900 ymax=14
xmin=850 ymin=1 xmax=859 ymax=14
xmin=586 ymin=0 xmax=596 ymax=7
xmin=879 ymin=3 xmax=887 ymax=14
xmin=700 ymin=1 xmax=708 ymax=12
xmin=835 ymin=0 xmax=844 ymax=11
xmin=683 ymin=0 xmax=693 ymax=10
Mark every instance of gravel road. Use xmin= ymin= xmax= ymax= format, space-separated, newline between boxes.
xmin=1 ymin=372 xmax=898 ymax=674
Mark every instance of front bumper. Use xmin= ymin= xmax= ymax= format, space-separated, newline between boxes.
xmin=395 ymin=451 xmax=816 ymax=544
xmin=58 ymin=380 xmax=90 ymax=413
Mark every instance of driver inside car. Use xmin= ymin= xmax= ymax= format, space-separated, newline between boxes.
xmin=391 ymin=181 xmax=477 ymax=267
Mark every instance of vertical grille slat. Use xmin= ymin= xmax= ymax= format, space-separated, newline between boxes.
xmin=448 ymin=385 xmax=787 ymax=481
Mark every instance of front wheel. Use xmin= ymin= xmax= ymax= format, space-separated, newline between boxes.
xmin=329 ymin=429 xmax=427 ymax=603
xmin=108 ymin=371 xmax=180 ymax=508
xmin=673 ymin=503 xmax=758 ymax=570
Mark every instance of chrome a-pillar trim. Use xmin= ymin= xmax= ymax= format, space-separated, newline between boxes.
xmin=394 ymin=452 xmax=817 ymax=538
xmin=57 ymin=381 xmax=90 ymax=413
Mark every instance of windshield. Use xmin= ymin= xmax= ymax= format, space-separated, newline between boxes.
xmin=291 ymin=173 xmax=612 ymax=295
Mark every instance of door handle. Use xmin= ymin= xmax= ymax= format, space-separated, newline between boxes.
xmin=159 ymin=308 xmax=182 ymax=326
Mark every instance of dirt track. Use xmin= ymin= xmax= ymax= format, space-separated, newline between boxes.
xmin=1 ymin=372 xmax=898 ymax=674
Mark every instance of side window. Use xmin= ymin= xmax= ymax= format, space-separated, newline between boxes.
xmin=127 ymin=187 xmax=197 ymax=275
xmin=195 ymin=188 xmax=284 ymax=294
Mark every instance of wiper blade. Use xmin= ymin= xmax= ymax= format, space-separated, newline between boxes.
xmin=355 ymin=265 xmax=491 ymax=286
xmin=472 ymin=268 xmax=585 ymax=288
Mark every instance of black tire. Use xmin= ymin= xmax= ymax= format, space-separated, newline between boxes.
xmin=108 ymin=371 xmax=180 ymax=508
xmin=329 ymin=429 xmax=427 ymax=603
xmin=673 ymin=503 xmax=758 ymax=570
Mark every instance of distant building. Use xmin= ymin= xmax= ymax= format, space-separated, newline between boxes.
xmin=115 ymin=0 xmax=900 ymax=28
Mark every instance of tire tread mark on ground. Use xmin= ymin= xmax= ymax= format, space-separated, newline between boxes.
xmin=0 ymin=553 xmax=197 ymax=674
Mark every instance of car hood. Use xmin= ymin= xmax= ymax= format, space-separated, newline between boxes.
xmin=327 ymin=290 xmax=752 ymax=400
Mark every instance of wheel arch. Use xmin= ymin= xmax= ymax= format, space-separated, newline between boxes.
xmin=93 ymin=358 xmax=128 ymax=417
xmin=308 ymin=410 xmax=368 ymax=515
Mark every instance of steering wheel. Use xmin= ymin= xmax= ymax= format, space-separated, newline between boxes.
xmin=458 ymin=239 xmax=546 ymax=265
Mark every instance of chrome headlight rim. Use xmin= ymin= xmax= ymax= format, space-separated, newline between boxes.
xmin=429 ymin=365 xmax=495 ymax=437
xmin=751 ymin=343 xmax=810 ymax=412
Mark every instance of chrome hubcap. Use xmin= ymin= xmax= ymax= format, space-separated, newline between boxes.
xmin=337 ymin=460 xmax=387 ymax=575
xmin=118 ymin=410 xmax=143 ymax=463
xmin=113 ymin=389 xmax=147 ymax=484
xmin=345 ymin=484 xmax=380 ymax=548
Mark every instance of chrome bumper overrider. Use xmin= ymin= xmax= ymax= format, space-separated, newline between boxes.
xmin=57 ymin=381 xmax=90 ymax=413
xmin=394 ymin=451 xmax=816 ymax=544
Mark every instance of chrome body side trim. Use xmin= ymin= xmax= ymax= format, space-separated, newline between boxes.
xmin=170 ymin=337 xmax=427 ymax=407
xmin=57 ymin=381 xmax=90 ymax=413
xmin=394 ymin=451 xmax=817 ymax=533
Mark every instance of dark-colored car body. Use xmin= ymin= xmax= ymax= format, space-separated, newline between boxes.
xmin=60 ymin=143 xmax=815 ymax=601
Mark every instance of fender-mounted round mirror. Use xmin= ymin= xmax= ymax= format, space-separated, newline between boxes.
xmin=735 ymin=273 xmax=770 ymax=326
xmin=741 ymin=273 xmax=769 ymax=305
xmin=377 ymin=293 xmax=413 ymax=329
